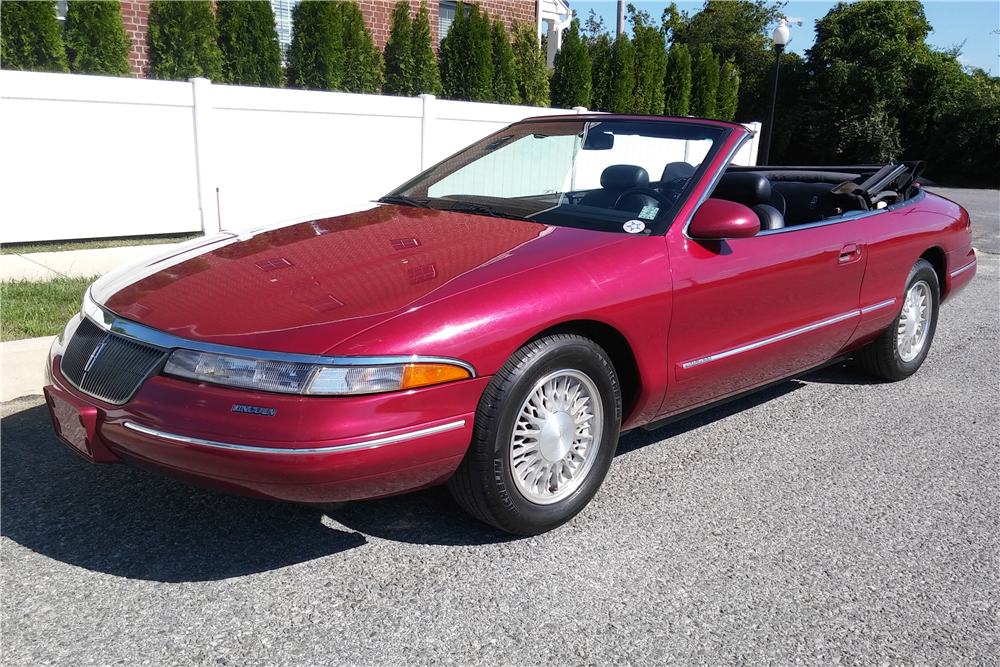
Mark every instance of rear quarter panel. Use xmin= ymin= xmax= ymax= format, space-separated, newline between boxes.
xmin=328 ymin=234 xmax=674 ymax=430
xmin=850 ymin=190 xmax=975 ymax=346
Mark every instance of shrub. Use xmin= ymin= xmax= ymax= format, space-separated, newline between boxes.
xmin=440 ymin=2 xmax=493 ymax=101
xmin=663 ymin=43 xmax=692 ymax=116
xmin=512 ymin=20 xmax=549 ymax=107
xmin=0 ymin=1 xmax=69 ymax=73
xmin=217 ymin=1 xmax=283 ymax=87
xmin=286 ymin=0 xmax=344 ymax=90
xmin=438 ymin=0 xmax=467 ymax=99
xmin=383 ymin=0 xmax=413 ymax=96
xmin=550 ymin=18 xmax=590 ymax=109
xmin=690 ymin=43 xmax=718 ymax=118
xmin=410 ymin=1 xmax=442 ymax=95
xmin=587 ymin=32 xmax=613 ymax=111
xmin=491 ymin=18 xmax=517 ymax=104
xmin=147 ymin=1 xmax=222 ymax=81
xmin=607 ymin=33 xmax=635 ymax=113
xmin=629 ymin=8 xmax=666 ymax=115
xmin=468 ymin=4 xmax=493 ymax=101
xmin=64 ymin=1 xmax=132 ymax=77
xmin=716 ymin=57 xmax=740 ymax=121
xmin=340 ymin=1 xmax=382 ymax=94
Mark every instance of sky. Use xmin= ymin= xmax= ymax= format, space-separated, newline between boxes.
xmin=569 ymin=1 xmax=1000 ymax=75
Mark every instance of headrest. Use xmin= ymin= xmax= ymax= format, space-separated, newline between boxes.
xmin=714 ymin=171 xmax=772 ymax=206
xmin=660 ymin=161 xmax=696 ymax=183
xmin=600 ymin=165 xmax=649 ymax=191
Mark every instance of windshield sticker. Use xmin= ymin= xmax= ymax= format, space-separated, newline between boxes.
xmin=623 ymin=220 xmax=646 ymax=234
xmin=638 ymin=205 xmax=660 ymax=220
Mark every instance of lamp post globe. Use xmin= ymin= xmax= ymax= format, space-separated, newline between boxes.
xmin=773 ymin=18 xmax=790 ymax=47
xmin=762 ymin=19 xmax=790 ymax=166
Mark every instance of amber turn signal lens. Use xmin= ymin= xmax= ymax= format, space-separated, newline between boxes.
xmin=400 ymin=363 xmax=470 ymax=389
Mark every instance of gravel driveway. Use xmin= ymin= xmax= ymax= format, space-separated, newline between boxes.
xmin=2 ymin=191 xmax=996 ymax=666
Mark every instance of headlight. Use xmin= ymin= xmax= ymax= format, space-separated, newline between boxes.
xmin=163 ymin=349 xmax=471 ymax=396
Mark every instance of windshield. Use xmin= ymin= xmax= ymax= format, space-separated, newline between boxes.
xmin=385 ymin=119 xmax=728 ymax=235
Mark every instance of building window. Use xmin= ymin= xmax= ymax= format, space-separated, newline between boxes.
xmin=56 ymin=0 xmax=68 ymax=27
xmin=438 ymin=2 xmax=456 ymax=45
xmin=271 ymin=0 xmax=299 ymax=62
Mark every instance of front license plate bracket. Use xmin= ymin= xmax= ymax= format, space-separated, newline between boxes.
xmin=44 ymin=385 xmax=120 ymax=463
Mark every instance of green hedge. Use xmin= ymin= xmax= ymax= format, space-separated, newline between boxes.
xmin=147 ymin=0 xmax=222 ymax=81
xmin=217 ymin=1 xmax=283 ymax=87
xmin=64 ymin=1 xmax=132 ymax=77
xmin=0 ymin=1 xmax=69 ymax=73
xmin=286 ymin=0 xmax=344 ymax=90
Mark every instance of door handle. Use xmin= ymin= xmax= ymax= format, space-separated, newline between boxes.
xmin=840 ymin=242 xmax=862 ymax=263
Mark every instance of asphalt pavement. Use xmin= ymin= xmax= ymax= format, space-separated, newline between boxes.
xmin=2 ymin=192 xmax=997 ymax=666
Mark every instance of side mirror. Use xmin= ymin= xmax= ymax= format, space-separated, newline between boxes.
xmin=688 ymin=198 xmax=760 ymax=239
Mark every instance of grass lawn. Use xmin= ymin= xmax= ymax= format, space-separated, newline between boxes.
xmin=1 ymin=276 xmax=98 ymax=342
xmin=1 ymin=233 xmax=201 ymax=255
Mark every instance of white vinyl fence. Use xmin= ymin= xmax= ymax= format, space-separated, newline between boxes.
xmin=0 ymin=70 xmax=760 ymax=244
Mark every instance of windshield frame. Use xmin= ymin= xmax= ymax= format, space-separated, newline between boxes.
xmin=386 ymin=117 xmax=736 ymax=237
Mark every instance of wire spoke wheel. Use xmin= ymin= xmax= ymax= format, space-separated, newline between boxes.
xmin=897 ymin=279 xmax=931 ymax=362
xmin=509 ymin=370 xmax=604 ymax=505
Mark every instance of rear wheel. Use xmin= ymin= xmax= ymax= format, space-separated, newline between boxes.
xmin=447 ymin=334 xmax=621 ymax=535
xmin=856 ymin=258 xmax=939 ymax=381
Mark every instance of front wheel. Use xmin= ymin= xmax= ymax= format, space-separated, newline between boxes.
xmin=447 ymin=334 xmax=621 ymax=535
xmin=856 ymin=258 xmax=940 ymax=381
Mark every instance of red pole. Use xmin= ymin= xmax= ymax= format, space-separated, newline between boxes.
xmin=216 ymin=187 xmax=222 ymax=232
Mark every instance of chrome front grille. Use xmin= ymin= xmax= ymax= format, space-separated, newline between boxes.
xmin=61 ymin=316 xmax=168 ymax=405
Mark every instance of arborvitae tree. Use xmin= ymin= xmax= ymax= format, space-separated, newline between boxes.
xmin=663 ymin=42 xmax=692 ymax=116
xmin=716 ymin=56 xmax=739 ymax=121
xmin=608 ymin=33 xmax=635 ymax=113
xmin=0 ymin=1 xmax=69 ymax=73
xmin=468 ymin=4 xmax=494 ymax=101
xmin=217 ymin=1 xmax=282 ymax=87
xmin=587 ymin=33 xmax=613 ymax=111
xmin=550 ymin=18 xmax=591 ymax=109
xmin=438 ymin=0 xmax=468 ymax=99
xmin=286 ymin=1 xmax=344 ymax=90
xmin=383 ymin=0 xmax=413 ymax=96
xmin=64 ymin=1 xmax=132 ymax=76
xmin=340 ymin=1 xmax=383 ymax=94
xmin=511 ymin=21 xmax=549 ymax=106
xmin=410 ymin=1 xmax=441 ymax=95
xmin=439 ymin=2 xmax=492 ymax=102
xmin=147 ymin=1 xmax=222 ymax=80
xmin=690 ymin=42 xmax=718 ymax=118
xmin=491 ymin=18 xmax=518 ymax=104
xmin=629 ymin=7 xmax=667 ymax=115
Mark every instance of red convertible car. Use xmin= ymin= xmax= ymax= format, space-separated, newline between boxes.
xmin=44 ymin=115 xmax=976 ymax=535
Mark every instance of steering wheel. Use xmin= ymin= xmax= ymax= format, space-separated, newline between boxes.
xmin=613 ymin=187 xmax=674 ymax=213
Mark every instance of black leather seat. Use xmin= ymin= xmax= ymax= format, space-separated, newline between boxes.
xmin=712 ymin=171 xmax=785 ymax=231
xmin=579 ymin=165 xmax=658 ymax=214
xmin=659 ymin=161 xmax=696 ymax=185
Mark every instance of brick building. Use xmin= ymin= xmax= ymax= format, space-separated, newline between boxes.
xmin=58 ymin=1 xmax=570 ymax=80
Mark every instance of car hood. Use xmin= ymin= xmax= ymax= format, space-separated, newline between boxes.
xmin=92 ymin=205 xmax=629 ymax=355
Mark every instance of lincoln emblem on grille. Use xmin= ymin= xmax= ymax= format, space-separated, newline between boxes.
xmin=83 ymin=339 xmax=108 ymax=373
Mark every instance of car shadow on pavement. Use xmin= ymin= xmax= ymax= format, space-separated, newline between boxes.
xmin=798 ymin=358 xmax=883 ymax=386
xmin=615 ymin=379 xmax=807 ymax=455
xmin=322 ymin=486 xmax=522 ymax=547
xmin=1 ymin=402 xmax=368 ymax=583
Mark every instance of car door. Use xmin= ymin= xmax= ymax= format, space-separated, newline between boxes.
xmin=658 ymin=215 xmax=868 ymax=417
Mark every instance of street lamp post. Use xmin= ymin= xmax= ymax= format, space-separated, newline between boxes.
xmin=762 ymin=18 xmax=790 ymax=166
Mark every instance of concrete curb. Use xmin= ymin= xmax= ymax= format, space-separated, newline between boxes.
xmin=1 ymin=243 xmax=184 ymax=282
xmin=2 ymin=336 xmax=56 ymax=403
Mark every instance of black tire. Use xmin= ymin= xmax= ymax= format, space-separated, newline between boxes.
xmin=447 ymin=334 xmax=621 ymax=535
xmin=856 ymin=258 xmax=940 ymax=381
